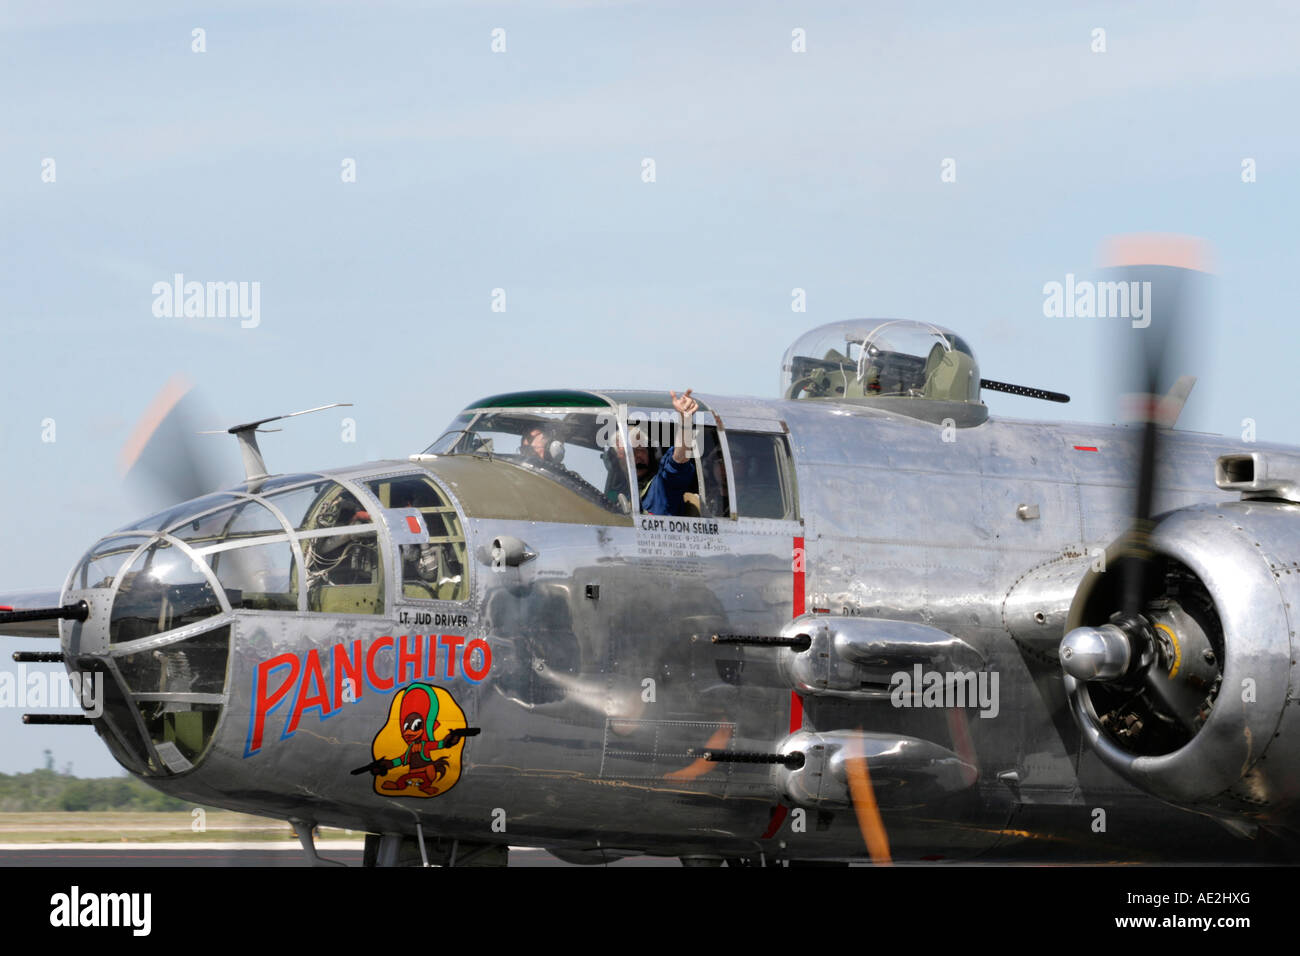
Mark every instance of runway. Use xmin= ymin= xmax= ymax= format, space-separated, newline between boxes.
xmin=0 ymin=842 xmax=682 ymax=867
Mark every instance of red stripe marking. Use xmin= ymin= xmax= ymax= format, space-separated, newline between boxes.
xmin=763 ymin=536 xmax=807 ymax=840
xmin=790 ymin=535 xmax=805 ymax=733
xmin=761 ymin=805 xmax=789 ymax=840
xmin=0 ymin=606 xmax=12 ymax=612
xmin=405 ymin=515 xmax=422 ymax=534
xmin=1073 ymin=445 xmax=1099 ymax=452
xmin=792 ymin=536 xmax=805 ymax=614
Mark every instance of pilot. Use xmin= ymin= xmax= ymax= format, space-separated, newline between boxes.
xmin=519 ymin=426 xmax=549 ymax=461
xmin=608 ymin=389 xmax=699 ymax=516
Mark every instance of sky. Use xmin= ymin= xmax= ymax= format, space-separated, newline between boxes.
xmin=2 ymin=0 xmax=1299 ymax=775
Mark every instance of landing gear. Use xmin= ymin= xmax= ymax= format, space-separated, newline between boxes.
xmin=362 ymin=833 xmax=508 ymax=867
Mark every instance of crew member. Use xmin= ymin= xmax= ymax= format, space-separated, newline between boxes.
xmin=519 ymin=425 xmax=549 ymax=461
xmin=608 ymin=389 xmax=699 ymax=516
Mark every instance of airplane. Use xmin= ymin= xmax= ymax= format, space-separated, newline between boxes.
xmin=4 ymin=235 xmax=1298 ymax=867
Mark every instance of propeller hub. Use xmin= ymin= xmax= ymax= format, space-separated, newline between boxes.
xmin=1060 ymin=623 xmax=1133 ymax=682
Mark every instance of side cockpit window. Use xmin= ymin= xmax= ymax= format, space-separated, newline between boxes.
xmin=676 ymin=424 xmax=723 ymax=518
xmin=616 ymin=408 xmax=724 ymax=519
xmin=724 ymin=432 xmax=797 ymax=520
xmin=208 ymin=542 xmax=298 ymax=612
xmin=301 ymin=530 xmax=383 ymax=614
xmin=266 ymin=481 xmax=383 ymax=615
xmin=366 ymin=474 xmax=469 ymax=602
xmin=688 ymin=430 xmax=797 ymax=522
xmin=267 ymin=482 xmax=370 ymax=532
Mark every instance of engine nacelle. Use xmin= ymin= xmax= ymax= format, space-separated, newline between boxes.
xmin=777 ymin=613 xmax=985 ymax=700
xmin=776 ymin=730 xmax=976 ymax=809
xmin=1065 ymin=501 xmax=1300 ymax=818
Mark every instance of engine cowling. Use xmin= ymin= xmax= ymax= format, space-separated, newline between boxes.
xmin=1063 ymin=501 xmax=1300 ymax=818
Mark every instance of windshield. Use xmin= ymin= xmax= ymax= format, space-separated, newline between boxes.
xmin=423 ymin=409 xmax=622 ymax=513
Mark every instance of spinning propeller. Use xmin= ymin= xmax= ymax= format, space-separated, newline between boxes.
xmin=1059 ymin=236 xmax=1220 ymax=744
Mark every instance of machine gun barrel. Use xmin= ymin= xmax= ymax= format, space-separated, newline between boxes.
xmin=23 ymin=714 xmax=92 ymax=725
xmin=0 ymin=601 xmax=89 ymax=627
xmin=711 ymin=633 xmax=812 ymax=651
xmin=979 ymin=379 xmax=1070 ymax=403
xmin=13 ymin=651 xmax=65 ymax=663
xmin=688 ymin=748 xmax=806 ymax=770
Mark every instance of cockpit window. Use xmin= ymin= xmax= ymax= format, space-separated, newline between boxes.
xmin=720 ymin=432 xmax=797 ymax=520
xmin=206 ymin=541 xmax=298 ymax=611
xmin=271 ymin=482 xmax=384 ymax=614
xmin=168 ymin=500 xmax=284 ymax=546
xmin=225 ymin=473 xmax=325 ymax=495
xmin=366 ymin=474 xmax=468 ymax=601
xmin=685 ymin=425 xmax=725 ymax=518
xmin=782 ymin=319 xmax=980 ymax=404
xmin=110 ymin=540 xmax=222 ymax=643
xmin=116 ymin=494 xmax=240 ymax=533
xmin=76 ymin=536 xmax=149 ymax=589
xmin=423 ymin=410 xmax=621 ymax=514
xmin=425 ymin=413 xmax=475 ymax=455
xmin=266 ymin=481 xmax=371 ymax=532
xmin=303 ymin=530 xmax=383 ymax=614
xmin=266 ymin=481 xmax=382 ymax=613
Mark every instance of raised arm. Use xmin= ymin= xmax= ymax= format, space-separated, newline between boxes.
xmin=670 ymin=389 xmax=699 ymax=464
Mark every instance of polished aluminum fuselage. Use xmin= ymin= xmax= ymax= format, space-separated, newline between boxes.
xmin=119 ymin=395 xmax=1287 ymax=861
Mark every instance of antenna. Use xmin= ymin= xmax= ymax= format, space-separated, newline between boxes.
xmin=201 ymin=402 xmax=352 ymax=482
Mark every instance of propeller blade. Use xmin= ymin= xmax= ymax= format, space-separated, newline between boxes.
xmin=119 ymin=376 xmax=233 ymax=507
xmin=1097 ymin=235 xmax=1212 ymax=617
xmin=844 ymin=729 xmax=893 ymax=865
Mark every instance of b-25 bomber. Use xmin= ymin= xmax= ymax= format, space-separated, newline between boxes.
xmin=5 ymin=238 xmax=1296 ymax=866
